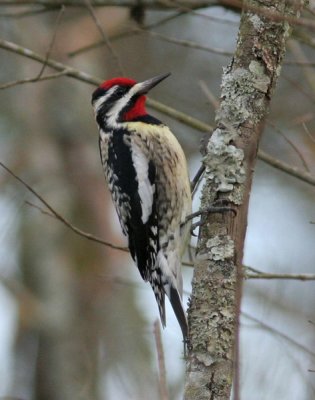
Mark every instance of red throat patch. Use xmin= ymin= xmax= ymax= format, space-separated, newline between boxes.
xmin=123 ymin=95 xmax=147 ymax=121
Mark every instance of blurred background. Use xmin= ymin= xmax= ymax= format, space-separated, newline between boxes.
xmin=0 ymin=2 xmax=315 ymax=399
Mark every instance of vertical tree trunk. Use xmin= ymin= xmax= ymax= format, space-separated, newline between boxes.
xmin=185 ymin=0 xmax=304 ymax=399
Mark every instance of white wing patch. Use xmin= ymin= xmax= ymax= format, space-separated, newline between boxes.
xmin=130 ymin=142 xmax=155 ymax=224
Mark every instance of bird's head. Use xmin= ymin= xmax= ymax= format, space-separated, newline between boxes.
xmin=92 ymin=73 xmax=170 ymax=126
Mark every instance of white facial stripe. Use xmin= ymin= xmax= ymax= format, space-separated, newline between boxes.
xmin=107 ymin=84 xmax=140 ymax=126
xmin=130 ymin=142 xmax=155 ymax=224
xmin=93 ymin=86 xmax=117 ymax=114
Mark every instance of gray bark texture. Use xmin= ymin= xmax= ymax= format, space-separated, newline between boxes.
xmin=184 ymin=0 xmax=304 ymax=399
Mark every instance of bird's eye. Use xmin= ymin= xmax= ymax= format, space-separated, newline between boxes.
xmin=116 ymin=87 xmax=127 ymax=95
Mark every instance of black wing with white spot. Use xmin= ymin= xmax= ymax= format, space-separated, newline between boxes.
xmin=100 ymin=128 xmax=159 ymax=282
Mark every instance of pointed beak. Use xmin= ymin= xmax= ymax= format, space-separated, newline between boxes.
xmin=134 ymin=72 xmax=171 ymax=95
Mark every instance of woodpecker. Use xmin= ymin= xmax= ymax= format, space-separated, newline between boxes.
xmin=91 ymin=73 xmax=191 ymax=340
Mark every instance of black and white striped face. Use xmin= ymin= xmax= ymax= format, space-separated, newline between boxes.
xmin=91 ymin=73 xmax=171 ymax=127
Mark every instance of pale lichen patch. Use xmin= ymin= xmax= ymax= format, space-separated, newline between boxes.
xmin=228 ymin=184 xmax=244 ymax=205
xmin=196 ymin=352 xmax=215 ymax=367
xmin=249 ymin=13 xmax=264 ymax=32
xmin=249 ymin=61 xmax=271 ymax=93
xmin=206 ymin=235 xmax=234 ymax=261
xmin=204 ymin=128 xmax=246 ymax=193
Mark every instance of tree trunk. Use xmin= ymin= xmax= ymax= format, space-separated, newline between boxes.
xmin=185 ymin=0 xmax=304 ymax=399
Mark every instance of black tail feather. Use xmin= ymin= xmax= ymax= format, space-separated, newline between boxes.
xmin=169 ymin=286 xmax=188 ymax=341
xmin=152 ymin=282 xmax=166 ymax=327
xmin=150 ymin=279 xmax=188 ymax=341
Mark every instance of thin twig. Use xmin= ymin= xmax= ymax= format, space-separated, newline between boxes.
xmin=0 ymin=7 xmax=65 ymax=90
xmin=258 ymin=150 xmax=315 ymax=186
xmin=267 ymin=120 xmax=310 ymax=172
xmin=0 ymin=7 xmax=55 ymax=17
xmin=1 ymin=39 xmax=315 ymax=189
xmin=199 ymin=80 xmax=220 ymax=109
xmin=245 ymin=272 xmax=315 ymax=280
xmin=0 ymin=70 xmax=69 ymax=90
xmin=0 ymin=161 xmax=127 ymax=252
xmin=153 ymin=320 xmax=169 ymax=400
xmin=1 ymin=0 xmax=312 ymax=30
xmin=145 ymin=29 xmax=233 ymax=57
xmin=242 ymin=312 xmax=315 ymax=358
xmin=24 ymin=200 xmax=127 ymax=251
xmin=302 ymin=122 xmax=315 ymax=143
xmin=244 ymin=265 xmax=315 ymax=280
xmin=68 ymin=11 xmax=187 ymax=57
xmin=163 ymin=0 xmax=239 ymax=25
xmin=2 ymin=162 xmax=314 ymax=281
xmin=37 ymin=6 xmax=65 ymax=79
xmin=0 ymin=38 xmax=101 ymax=85
xmin=83 ymin=0 xmax=124 ymax=75
xmin=282 ymin=73 xmax=315 ymax=104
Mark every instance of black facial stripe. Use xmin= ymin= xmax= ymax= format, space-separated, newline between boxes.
xmin=93 ymin=85 xmax=133 ymax=125
xmin=131 ymin=115 xmax=163 ymax=125
xmin=117 ymin=94 xmax=139 ymax=121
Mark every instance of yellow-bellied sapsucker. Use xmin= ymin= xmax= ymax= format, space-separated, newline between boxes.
xmin=91 ymin=73 xmax=191 ymax=340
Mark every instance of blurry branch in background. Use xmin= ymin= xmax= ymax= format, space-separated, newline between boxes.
xmin=0 ymin=70 xmax=69 ymax=90
xmin=283 ymin=73 xmax=315 ymax=104
xmin=266 ymin=120 xmax=311 ymax=172
xmin=289 ymin=40 xmax=315 ymax=92
xmin=244 ymin=266 xmax=315 ymax=281
xmin=0 ymin=38 xmax=100 ymax=85
xmin=0 ymin=7 xmax=66 ymax=90
xmin=84 ymin=0 xmax=125 ymax=74
xmin=293 ymin=28 xmax=315 ymax=51
xmin=2 ymin=160 xmax=314 ymax=282
xmin=257 ymin=151 xmax=315 ymax=186
xmin=35 ymin=6 xmax=65 ymax=76
xmin=68 ymin=31 xmax=315 ymax=66
xmin=153 ymin=320 xmax=169 ymax=400
xmin=0 ymin=37 xmax=314 ymax=187
xmin=1 ymin=0 xmax=315 ymax=29
xmin=302 ymin=123 xmax=315 ymax=143
xmin=139 ymin=29 xmax=234 ymax=56
xmin=243 ymin=312 xmax=315 ymax=359
xmin=26 ymin=200 xmax=128 ymax=251
xmin=198 ymin=80 xmax=220 ymax=109
xmin=0 ymin=161 xmax=127 ymax=252
xmin=68 ymin=10 xmax=187 ymax=57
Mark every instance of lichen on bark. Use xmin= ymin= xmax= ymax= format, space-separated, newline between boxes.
xmin=185 ymin=0 xmax=304 ymax=399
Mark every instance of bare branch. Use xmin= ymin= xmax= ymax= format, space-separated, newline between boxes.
xmin=245 ymin=271 xmax=315 ymax=281
xmin=1 ymin=0 xmax=313 ymax=30
xmin=0 ymin=0 xmax=218 ymax=8
xmin=0 ymin=7 xmax=56 ymax=17
xmin=1 ymin=38 xmax=315 ymax=191
xmin=267 ymin=120 xmax=311 ymax=172
xmin=153 ymin=320 xmax=169 ymax=400
xmin=0 ymin=70 xmax=69 ymax=90
xmin=242 ymin=312 xmax=315 ymax=358
xmin=185 ymin=0 xmax=307 ymax=397
xmin=68 ymin=11 xmax=187 ymax=58
xmin=144 ymin=29 xmax=233 ymax=56
xmin=0 ymin=161 xmax=127 ymax=252
xmin=37 ymin=6 xmax=65 ymax=79
xmin=283 ymin=73 xmax=315 ymax=104
xmin=83 ymin=0 xmax=124 ymax=75
xmin=2 ymin=162 xmax=313 ymax=283
xmin=198 ymin=80 xmax=220 ymax=109
xmin=258 ymin=150 xmax=315 ymax=186
xmin=0 ymin=38 xmax=101 ymax=85
xmin=302 ymin=123 xmax=315 ymax=143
